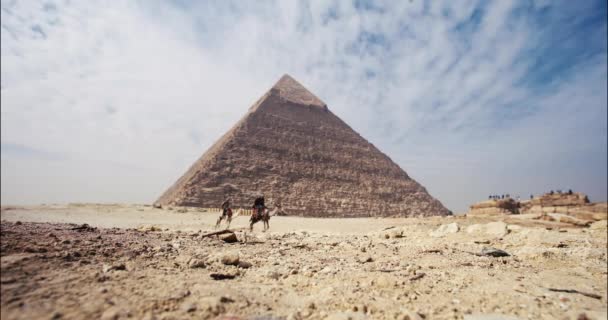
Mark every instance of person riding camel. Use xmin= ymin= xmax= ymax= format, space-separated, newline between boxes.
xmin=252 ymin=195 xmax=266 ymax=219
xmin=215 ymin=197 xmax=233 ymax=228
xmin=221 ymin=198 xmax=232 ymax=218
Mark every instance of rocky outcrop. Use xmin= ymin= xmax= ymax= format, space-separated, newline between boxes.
xmin=521 ymin=192 xmax=606 ymax=221
xmin=467 ymin=192 xmax=607 ymax=226
xmin=468 ymin=198 xmax=519 ymax=216
xmin=155 ymin=74 xmax=449 ymax=217
xmin=529 ymin=192 xmax=589 ymax=207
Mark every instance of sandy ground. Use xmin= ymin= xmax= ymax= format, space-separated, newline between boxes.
xmin=1 ymin=204 xmax=607 ymax=320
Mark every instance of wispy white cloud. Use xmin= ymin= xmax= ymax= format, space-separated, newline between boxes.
xmin=1 ymin=0 xmax=606 ymax=212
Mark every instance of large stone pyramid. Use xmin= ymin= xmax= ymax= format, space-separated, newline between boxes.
xmin=156 ymin=75 xmax=450 ymax=217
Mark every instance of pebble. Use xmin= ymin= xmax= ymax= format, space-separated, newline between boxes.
xmin=221 ymin=254 xmax=240 ymax=266
xmin=189 ymin=259 xmax=206 ymax=268
xmin=480 ymin=247 xmax=510 ymax=257
xmin=220 ymin=233 xmax=238 ymax=243
xmin=181 ymin=302 xmax=197 ymax=313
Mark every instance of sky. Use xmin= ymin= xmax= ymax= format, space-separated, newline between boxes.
xmin=1 ymin=0 xmax=607 ymax=213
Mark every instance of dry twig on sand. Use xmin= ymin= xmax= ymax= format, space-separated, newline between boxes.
xmin=548 ymin=288 xmax=602 ymax=300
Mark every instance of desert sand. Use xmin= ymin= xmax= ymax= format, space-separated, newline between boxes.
xmin=1 ymin=204 xmax=607 ymax=320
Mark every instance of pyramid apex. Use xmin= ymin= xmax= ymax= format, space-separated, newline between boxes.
xmin=271 ymin=74 xmax=326 ymax=108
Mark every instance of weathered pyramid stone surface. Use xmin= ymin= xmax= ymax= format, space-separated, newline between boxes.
xmin=156 ymin=75 xmax=449 ymax=217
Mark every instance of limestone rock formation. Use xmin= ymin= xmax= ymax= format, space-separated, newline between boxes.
xmin=155 ymin=74 xmax=449 ymax=217
xmin=467 ymin=192 xmax=607 ymax=226
xmin=468 ymin=198 xmax=519 ymax=216
xmin=521 ymin=192 xmax=606 ymax=221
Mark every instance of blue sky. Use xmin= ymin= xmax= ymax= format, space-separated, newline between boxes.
xmin=1 ymin=0 xmax=606 ymax=213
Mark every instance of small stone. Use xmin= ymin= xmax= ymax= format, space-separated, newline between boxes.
xmin=484 ymin=221 xmax=509 ymax=238
xmin=360 ymin=256 xmax=373 ymax=263
xmin=221 ymin=254 xmax=239 ymax=266
xmin=181 ymin=302 xmax=197 ymax=313
xmin=267 ymin=271 xmax=281 ymax=280
xmin=103 ymin=263 xmax=127 ymax=273
xmin=464 ymin=314 xmax=520 ymax=320
xmin=400 ymin=310 xmax=423 ymax=320
xmin=237 ymin=261 xmax=252 ymax=269
xmin=220 ymin=232 xmax=238 ymax=243
xmin=100 ymin=307 xmax=125 ymax=320
xmin=325 ymin=311 xmax=367 ymax=320
xmin=480 ymin=247 xmax=510 ymax=257
xmin=390 ymin=230 xmax=404 ymax=238
xmin=198 ymin=297 xmax=226 ymax=315
xmin=430 ymin=223 xmax=459 ymax=237
xmin=189 ymin=259 xmax=206 ymax=268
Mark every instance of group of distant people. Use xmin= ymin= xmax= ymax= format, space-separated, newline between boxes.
xmin=489 ymin=189 xmax=574 ymax=201
xmin=488 ymin=194 xmax=511 ymax=200
xmin=547 ymin=189 xmax=573 ymax=195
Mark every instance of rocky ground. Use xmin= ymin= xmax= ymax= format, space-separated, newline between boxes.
xmin=1 ymin=204 xmax=607 ymax=320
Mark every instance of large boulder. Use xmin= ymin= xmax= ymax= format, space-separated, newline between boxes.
xmin=430 ymin=223 xmax=459 ymax=237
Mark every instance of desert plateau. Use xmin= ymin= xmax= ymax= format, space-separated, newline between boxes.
xmin=1 ymin=204 xmax=606 ymax=320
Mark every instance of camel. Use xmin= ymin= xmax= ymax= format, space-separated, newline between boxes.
xmin=215 ymin=208 xmax=245 ymax=229
xmin=250 ymin=205 xmax=284 ymax=232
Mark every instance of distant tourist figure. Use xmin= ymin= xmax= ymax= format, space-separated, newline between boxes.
xmin=250 ymin=195 xmax=270 ymax=231
xmin=501 ymin=195 xmax=504 ymax=199
xmin=215 ymin=197 xmax=233 ymax=229
xmin=568 ymin=189 xmax=573 ymax=195
xmin=530 ymin=194 xmax=533 ymax=199
xmin=550 ymin=190 xmax=554 ymax=195
xmin=252 ymin=196 xmax=266 ymax=219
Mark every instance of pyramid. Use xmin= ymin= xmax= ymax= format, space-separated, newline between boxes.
xmin=155 ymin=74 xmax=450 ymax=217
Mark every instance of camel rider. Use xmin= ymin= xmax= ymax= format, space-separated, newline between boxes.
xmin=221 ymin=198 xmax=231 ymax=218
xmin=252 ymin=196 xmax=265 ymax=218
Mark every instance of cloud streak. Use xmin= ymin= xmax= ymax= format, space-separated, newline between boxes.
xmin=1 ymin=0 xmax=606 ymax=212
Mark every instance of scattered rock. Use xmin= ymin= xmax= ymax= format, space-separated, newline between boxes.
xmin=266 ymin=271 xmax=281 ymax=280
xmin=399 ymin=310 xmax=423 ymax=320
xmin=484 ymin=221 xmax=508 ymax=238
xmin=221 ymin=254 xmax=239 ymax=266
xmin=410 ymin=273 xmax=426 ymax=281
xmin=198 ymin=296 xmax=227 ymax=315
xmin=71 ymin=223 xmax=96 ymax=232
xmin=103 ymin=263 xmax=126 ymax=273
xmin=181 ymin=302 xmax=197 ymax=313
xmin=479 ymin=247 xmax=510 ymax=257
xmin=138 ymin=225 xmax=161 ymax=232
xmin=464 ymin=314 xmax=521 ymax=320
xmin=210 ymin=273 xmax=237 ymax=280
xmin=100 ymin=307 xmax=127 ymax=320
xmin=237 ymin=260 xmax=252 ymax=269
xmin=220 ymin=232 xmax=238 ymax=243
xmin=188 ymin=259 xmax=206 ymax=269
xmin=359 ymin=256 xmax=374 ymax=263
xmin=325 ymin=311 xmax=368 ymax=320
xmin=430 ymin=223 xmax=459 ymax=237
